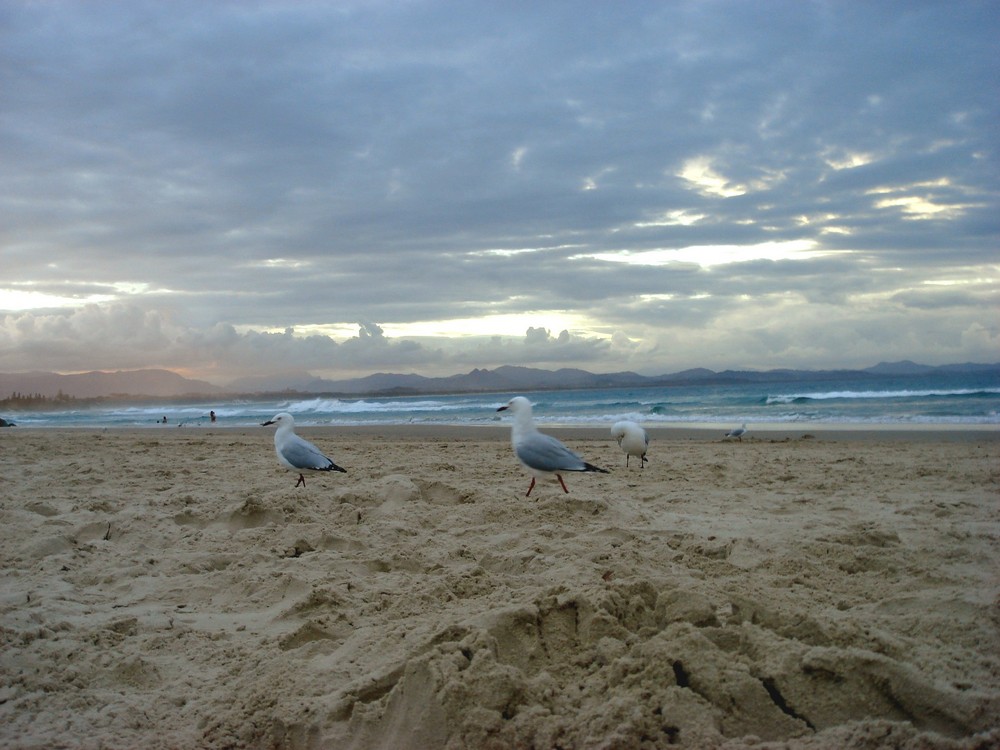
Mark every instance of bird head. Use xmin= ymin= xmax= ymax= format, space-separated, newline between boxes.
xmin=262 ymin=412 xmax=294 ymax=428
xmin=611 ymin=421 xmax=629 ymax=443
xmin=496 ymin=396 xmax=531 ymax=415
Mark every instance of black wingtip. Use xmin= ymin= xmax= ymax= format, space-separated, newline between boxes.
xmin=584 ymin=462 xmax=610 ymax=474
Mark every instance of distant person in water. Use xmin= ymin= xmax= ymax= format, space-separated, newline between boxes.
xmin=210 ymin=410 xmax=217 ymax=423
xmin=162 ymin=416 xmax=168 ymax=424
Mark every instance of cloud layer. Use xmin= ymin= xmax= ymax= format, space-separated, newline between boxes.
xmin=2 ymin=1 xmax=997 ymax=382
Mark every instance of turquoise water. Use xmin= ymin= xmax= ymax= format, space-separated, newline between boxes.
xmin=5 ymin=371 xmax=998 ymax=428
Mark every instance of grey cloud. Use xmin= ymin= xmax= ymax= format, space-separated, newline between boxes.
xmin=0 ymin=304 xmax=176 ymax=372
xmin=0 ymin=305 xmax=447 ymax=379
xmin=891 ymin=286 xmax=999 ymax=311
xmin=0 ymin=1 xmax=997 ymax=378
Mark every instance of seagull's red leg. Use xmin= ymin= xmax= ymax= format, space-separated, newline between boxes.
xmin=525 ymin=477 xmax=536 ymax=497
xmin=557 ymin=474 xmax=569 ymax=493
xmin=296 ymin=473 xmax=306 ymax=487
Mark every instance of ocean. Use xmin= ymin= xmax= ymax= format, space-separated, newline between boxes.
xmin=4 ymin=370 xmax=999 ymax=429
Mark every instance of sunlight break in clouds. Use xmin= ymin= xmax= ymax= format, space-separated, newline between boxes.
xmin=383 ymin=312 xmax=596 ymax=340
xmin=0 ymin=282 xmax=156 ymax=312
xmin=823 ymin=150 xmax=876 ymax=170
xmin=866 ymin=179 xmax=978 ymax=220
xmin=0 ymin=289 xmax=110 ymax=311
xmin=243 ymin=258 xmax=313 ymax=270
xmin=246 ymin=322 xmax=361 ymax=340
xmin=469 ymin=244 xmax=587 ymax=258
xmin=873 ymin=195 xmax=972 ymax=220
xmin=582 ymin=240 xmax=831 ymax=269
xmin=634 ymin=209 xmax=706 ymax=228
xmin=677 ymin=157 xmax=746 ymax=198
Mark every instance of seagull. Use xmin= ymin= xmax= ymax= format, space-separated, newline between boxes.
xmin=261 ymin=412 xmax=346 ymax=487
xmin=496 ymin=396 xmax=609 ymax=496
xmin=724 ymin=423 xmax=747 ymax=442
xmin=611 ymin=420 xmax=649 ymax=468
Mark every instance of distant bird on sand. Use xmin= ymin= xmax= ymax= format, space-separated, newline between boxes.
xmin=611 ymin=420 xmax=649 ymax=468
xmin=724 ymin=423 xmax=748 ymax=442
xmin=262 ymin=412 xmax=346 ymax=487
xmin=497 ymin=396 xmax=609 ymax=496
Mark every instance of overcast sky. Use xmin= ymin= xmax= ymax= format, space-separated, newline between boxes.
xmin=2 ymin=0 xmax=997 ymax=384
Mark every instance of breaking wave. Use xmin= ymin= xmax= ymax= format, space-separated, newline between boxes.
xmin=765 ymin=388 xmax=999 ymax=405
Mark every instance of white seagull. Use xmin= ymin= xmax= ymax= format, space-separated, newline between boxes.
xmin=261 ymin=412 xmax=346 ymax=487
xmin=611 ymin=420 xmax=649 ymax=468
xmin=497 ymin=396 xmax=609 ymax=496
xmin=724 ymin=423 xmax=747 ymax=442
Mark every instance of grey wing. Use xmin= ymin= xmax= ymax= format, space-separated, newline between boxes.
xmin=281 ymin=435 xmax=335 ymax=470
xmin=516 ymin=432 xmax=586 ymax=472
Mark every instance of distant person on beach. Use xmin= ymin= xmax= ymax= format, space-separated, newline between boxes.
xmin=210 ymin=410 xmax=217 ymax=423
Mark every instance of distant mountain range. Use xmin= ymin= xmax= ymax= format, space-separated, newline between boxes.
xmin=1 ymin=360 xmax=998 ymax=400
xmin=0 ymin=369 xmax=223 ymax=399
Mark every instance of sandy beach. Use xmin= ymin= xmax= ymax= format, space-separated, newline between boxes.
xmin=1 ymin=425 xmax=998 ymax=749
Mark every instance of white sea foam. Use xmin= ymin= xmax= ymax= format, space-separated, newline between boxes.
xmin=282 ymin=397 xmax=472 ymax=414
xmin=765 ymin=388 xmax=998 ymax=404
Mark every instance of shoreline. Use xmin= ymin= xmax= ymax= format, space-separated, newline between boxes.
xmin=5 ymin=421 xmax=999 ymax=443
